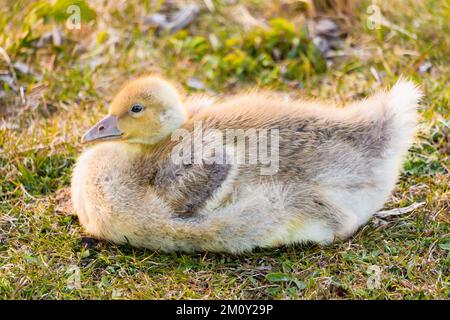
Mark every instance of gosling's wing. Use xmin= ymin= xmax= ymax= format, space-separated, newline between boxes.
xmin=153 ymin=160 xmax=230 ymax=216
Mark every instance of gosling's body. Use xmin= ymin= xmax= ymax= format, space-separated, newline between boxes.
xmin=72 ymin=78 xmax=420 ymax=253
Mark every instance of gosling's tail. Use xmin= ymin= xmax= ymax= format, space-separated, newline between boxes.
xmin=383 ymin=80 xmax=422 ymax=153
xmin=349 ymin=79 xmax=422 ymax=154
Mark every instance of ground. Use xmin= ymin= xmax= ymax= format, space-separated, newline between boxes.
xmin=0 ymin=0 xmax=448 ymax=299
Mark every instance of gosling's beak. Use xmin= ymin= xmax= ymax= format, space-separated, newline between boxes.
xmin=82 ymin=115 xmax=123 ymax=144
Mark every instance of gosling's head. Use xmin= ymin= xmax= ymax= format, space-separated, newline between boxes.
xmin=82 ymin=76 xmax=187 ymax=145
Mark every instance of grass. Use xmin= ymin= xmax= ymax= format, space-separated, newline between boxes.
xmin=0 ymin=0 xmax=448 ymax=299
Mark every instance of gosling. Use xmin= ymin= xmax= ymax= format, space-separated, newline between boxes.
xmin=71 ymin=76 xmax=421 ymax=253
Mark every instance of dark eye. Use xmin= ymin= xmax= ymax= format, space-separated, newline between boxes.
xmin=130 ymin=104 xmax=144 ymax=113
